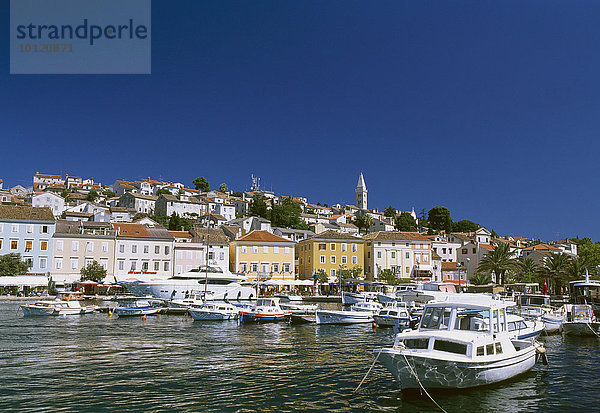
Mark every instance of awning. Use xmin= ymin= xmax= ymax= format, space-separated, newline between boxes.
xmin=0 ymin=276 xmax=49 ymax=287
xmin=76 ymin=280 xmax=99 ymax=286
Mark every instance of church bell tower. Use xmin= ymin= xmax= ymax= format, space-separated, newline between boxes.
xmin=356 ymin=171 xmax=368 ymax=210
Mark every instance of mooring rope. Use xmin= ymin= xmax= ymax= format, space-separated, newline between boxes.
xmin=402 ymin=353 xmax=448 ymax=413
xmin=353 ymin=349 xmax=382 ymax=394
xmin=586 ymin=322 xmax=600 ymax=338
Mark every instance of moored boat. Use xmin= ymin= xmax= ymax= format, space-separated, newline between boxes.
xmin=315 ymin=302 xmax=381 ymax=325
xmin=374 ymin=295 xmax=546 ymax=390
xmin=20 ymin=292 xmax=97 ymax=316
xmin=114 ymin=297 xmax=162 ymax=317
xmin=188 ymin=302 xmax=239 ymax=320
xmin=239 ymin=298 xmax=292 ymax=323
xmin=373 ymin=302 xmax=416 ymax=328
xmin=562 ymin=304 xmax=600 ymax=337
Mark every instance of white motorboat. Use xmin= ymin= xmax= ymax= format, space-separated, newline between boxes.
xmin=239 ymin=298 xmax=292 ymax=323
xmin=315 ymin=302 xmax=381 ymax=325
xmin=506 ymin=314 xmax=544 ymax=340
xmin=274 ymin=292 xmax=303 ymax=302
xmin=279 ymin=302 xmax=318 ymax=314
xmin=188 ymin=302 xmax=239 ymax=321
xmin=374 ymin=295 xmax=545 ymax=389
xmin=114 ymin=297 xmax=161 ymax=317
xmin=510 ymin=294 xmax=564 ymax=334
xmin=120 ymin=265 xmax=256 ymax=301
xmin=374 ymin=302 xmax=416 ymax=328
xmin=562 ymin=304 xmax=600 ymax=337
xmin=170 ymin=291 xmax=207 ymax=308
xmin=342 ymin=291 xmax=368 ymax=305
xmin=21 ymin=292 xmax=97 ymax=316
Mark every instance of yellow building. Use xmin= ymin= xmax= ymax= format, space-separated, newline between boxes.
xmin=298 ymin=230 xmax=365 ymax=282
xmin=229 ymin=230 xmax=296 ymax=281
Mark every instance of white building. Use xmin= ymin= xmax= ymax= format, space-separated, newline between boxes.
xmin=31 ymin=192 xmax=65 ymax=217
xmin=119 ymin=192 xmax=158 ymax=215
xmin=155 ymin=194 xmax=206 ymax=218
xmin=214 ymin=203 xmax=235 ymax=221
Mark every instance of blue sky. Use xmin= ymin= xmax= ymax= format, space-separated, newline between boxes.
xmin=2 ymin=1 xmax=600 ymax=241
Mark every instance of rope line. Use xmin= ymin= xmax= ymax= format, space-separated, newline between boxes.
xmin=586 ymin=322 xmax=600 ymax=338
xmin=353 ymin=349 xmax=382 ymax=394
xmin=402 ymin=353 xmax=448 ymax=413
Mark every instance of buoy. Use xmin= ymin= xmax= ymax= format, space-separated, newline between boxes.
xmin=142 ymin=314 xmax=147 ymax=321
xmin=372 ymin=321 xmax=377 ymax=332
xmin=536 ymin=345 xmax=548 ymax=365
xmin=108 ymin=310 xmax=112 ymax=317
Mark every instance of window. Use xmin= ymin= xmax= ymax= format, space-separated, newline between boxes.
xmin=118 ymin=260 xmax=124 ymax=270
xmin=165 ymin=246 xmax=170 ymax=255
xmin=403 ymin=338 xmax=429 ymax=349
xmin=284 ymin=247 xmax=290 ymax=254
xmin=405 ymin=252 xmax=410 ymax=259
xmin=420 ymin=307 xmax=452 ymax=330
xmin=486 ymin=344 xmax=494 ymax=355
xmin=473 ymin=248 xmax=476 ymax=254
xmin=341 ymin=243 xmax=347 ymax=252
xmin=86 ymin=242 xmax=93 ymax=252
xmin=130 ymin=261 xmax=137 ymax=271
xmin=56 ymin=240 xmax=63 ymax=251
xmin=462 ymin=249 xmax=467 ymax=254
xmin=341 ymin=256 xmax=347 ymax=264
xmin=319 ymin=243 xmax=326 ymax=250
xmin=251 ymin=263 xmax=258 ymax=272
xmin=495 ymin=342 xmax=503 ymax=354
xmin=154 ymin=245 xmax=160 ymax=254
xmin=330 ymin=269 xmax=336 ymax=277
xmin=55 ymin=258 xmax=62 ymax=270
xmin=391 ymin=251 xmax=396 ymax=259
xmin=241 ymin=246 xmax=247 ymax=254
xmin=0 ymin=239 xmax=2 ymax=249
xmin=263 ymin=246 xmax=269 ymax=254
xmin=406 ymin=266 xmax=410 ymax=273
xmin=442 ymin=248 xmax=446 ymax=254
xmin=476 ymin=346 xmax=485 ymax=356
xmin=273 ymin=246 xmax=279 ymax=254
xmin=252 ymin=246 xmax=258 ymax=254
xmin=119 ymin=244 xmax=125 ymax=253
xmin=85 ymin=258 xmax=93 ymax=268
xmin=142 ymin=262 xmax=149 ymax=271
xmin=154 ymin=261 xmax=160 ymax=271
xmin=320 ymin=255 xmax=325 ymax=264
xmin=40 ymin=240 xmax=48 ymax=251
xmin=24 ymin=257 xmax=33 ymax=267
xmin=10 ymin=240 xmax=18 ymax=250
xmin=377 ymin=251 xmax=381 ymax=259
xmin=208 ymin=252 xmax=214 ymax=260
xmin=72 ymin=241 xmax=79 ymax=252
xmin=240 ymin=263 xmax=248 ymax=272
xmin=377 ymin=242 xmax=381 ymax=246
xmin=330 ymin=243 xmax=336 ymax=251
xmin=352 ymin=256 xmax=357 ymax=264
xmin=132 ymin=245 xmax=137 ymax=253
xmin=283 ymin=263 xmax=290 ymax=273
xmin=273 ymin=263 xmax=279 ymax=272
xmin=41 ymin=225 xmax=48 ymax=234
xmin=423 ymin=254 xmax=428 ymax=263
xmin=11 ymin=224 xmax=18 ymax=233
xmin=164 ymin=262 xmax=169 ymax=271
xmin=70 ymin=258 xmax=78 ymax=270
xmin=186 ymin=251 xmax=193 ymax=260
xmin=26 ymin=224 xmax=33 ymax=233
xmin=330 ymin=256 xmax=336 ymax=264
xmin=25 ymin=240 xmax=33 ymax=251
xmin=144 ymin=245 xmax=149 ymax=254
xmin=101 ymin=242 xmax=108 ymax=253
xmin=433 ymin=340 xmax=467 ymax=355
xmin=352 ymin=243 xmax=357 ymax=252
xmin=219 ymin=252 xmax=224 ymax=260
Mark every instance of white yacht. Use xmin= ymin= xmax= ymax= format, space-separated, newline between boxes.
xmin=274 ymin=291 xmax=303 ymax=302
xmin=114 ymin=297 xmax=161 ymax=317
xmin=510 ymin=294 xmax=564 ymax=334
xmin=120 ymin=266 xmax=256 ymax=301
xmin=374 ymin=295 xmax=545 ymax=389
xmin=506 ymin=314 xmax=544 ymax=340
xmin=373 ymin=302 xmax=416 ymax=328
xmin=239 ymin=298 xmax=292 ymax=323
xmin=188 ymin=302 xmax=239 ymax=321
xmin=315 ymin=301 xmax=381 ymax=325
xmin=562 ymin=304 xmax=600 ymax=336
xmin=21 ymin=292 xmax=97 ymax=316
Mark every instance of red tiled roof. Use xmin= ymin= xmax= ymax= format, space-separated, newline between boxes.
xmin=237 ymin=230 xmax=295 ymax=243
xmin=523 ymin=243 xmax=559 ymax=251
xmin=169 ymin=230 xmax=192 ymax=238
xmin=479 ymin=244 xmax=495 ymax=251
xmin=442 ymin=262 xmax=458 ymax=270
xmin=111 ymin=223 xmax=151 ymax=238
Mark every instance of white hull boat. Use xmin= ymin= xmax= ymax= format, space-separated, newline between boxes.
xmin=563 ymin=304 xmax=600 ymax=337
xmin=188 ymin=302 xmax=239 ymax=321
xmin=316 ymin=310 xmax=374 ymax=324
xmin=375 ymin=294 xmax=546 ymax=390
xmin=274 ymin=292 xmax=303 ymax=302
xmin=114 ymin=297 xmax=161 ymax=317
xmin=21 ymin=292 xmax=96 ymax=316
xmin=342 ymin=291 xmax=367 ymax=305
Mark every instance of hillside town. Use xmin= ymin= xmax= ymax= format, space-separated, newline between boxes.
xmin=0 ymin=171 xmax=582 ymax=294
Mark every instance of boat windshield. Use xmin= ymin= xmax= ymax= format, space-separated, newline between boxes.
xmin=454 ymin=309 xmax=490 ymax=332
xmin=420 ymin=307 xmax=452 ymax=330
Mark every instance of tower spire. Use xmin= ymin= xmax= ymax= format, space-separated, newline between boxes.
xmin=355 ymin=171 xmax=368 ymax=210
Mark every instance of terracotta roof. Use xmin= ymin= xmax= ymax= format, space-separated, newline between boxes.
xmin=442 ymin=262 xmax=458 ymax=270
xmin=111 ymin=223 xmax=151 ymax=238
xmin=237 ymin=230 xmax=295 ymax=243
xmin=64 ymin=211 xmax=93 ymax=217
xmin=479 ymin=244 xmax=495 ymax=251
xmin=363 ymin=231 xmax=413 ymax=241
xmin=523 ymin=243 xmax=560 ymax=251
xmin=126 ymin=193 xmax=158 ymax=201
xmin=35 ymin=173 xmax=62 ymax=178
xmin=0 ymin=205 xmax=55 ymax=221
xmin=401 ymin=232 xmax=432 ymax=241
xmin=169 ymin=230 xmax=192 ymax=238
xmin=191 ymin=227 xmax=230 ymax=244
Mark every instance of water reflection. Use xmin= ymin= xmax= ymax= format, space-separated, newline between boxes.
xmin=1 ymin=300 xmax=600 ymax=411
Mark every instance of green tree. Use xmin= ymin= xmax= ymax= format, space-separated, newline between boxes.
xmin=270 ymin=196 xmax=305 ymax=229
xmin=470 ymin=272 xmax=492 ymax=285
xmin=232 ymin=191 xmax=244 ymax=198
xmin=103 ymin=189 xmax=116 ymax=199
xmin=219 ymin=183 xmax=228 ymax=193
xmin=542 ymin=253 xmax=570 ymax=294
xmin=0 ymin=253 xmax=31 ymax=276
xmin=490 ymin=229 xmax=499 ymax=238
xmin=476 ymin=242 xmax=518 ymax=285
xmin=378 ymin=268 xmax=399 ymax=285
xmin=577 ymin=238 xmax=600 ymax=271
xmin=452 ymin=220 xmax=480 ymax=233
xmin=417 ymin=208 xmax=429 ymax=230
xmin=353 ymin=214 xmax=373 ymax=234
xmin=80 ymin=260 xmax=107 ymax=282
xmin=168 ymin=212 xmax=181 ymax=230
xmin=248 ymin=194 xmax=269 ymax=219
xmin=61 ymin=188 xmax=69 ymax=198
xmin=565 ymin=257 xmax=587 ymax=282
xmin=156 ymin=188 xmax=171 ymax=196
xmin=316 ymin=269 xmax=329 ymax=284
xmin=516 ymin=257 xmax=540 ymax=283
xmin=86 ymin=190 xmax=99 ymax=202
xmin=395 ymin=212 xmax=417 ymax=231
xmin=337 ymin=266 xmax=363 ymax=283
xmin=428 ymin=206 xmax=453 ymax=233
xmin=384 ymin=206 xmax=396 ymax=218
xmin=193 ymin=177 xmax=210 ymax=192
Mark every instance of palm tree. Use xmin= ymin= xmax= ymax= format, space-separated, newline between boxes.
xmin=470 ymin=272 xmax=492 ymax=285
xmin=542 ymin=253 xmax=569 ymax=295
xmin=517 ymin=257 xmax=540 ymax=283
xmin=353 ymin=214 xmax=374 ymax=234
xmin=476 ymin=242 xmax=518 ymax=285
xmin=565 ymin=257 xmax=587 ymax=282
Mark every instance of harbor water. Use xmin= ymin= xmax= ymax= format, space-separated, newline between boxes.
xmin=1 ymin=300 xmax=599 ymax=412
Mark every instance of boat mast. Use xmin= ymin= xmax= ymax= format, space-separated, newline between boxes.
xmin=204 ymin=208 xmax=210 ymax=304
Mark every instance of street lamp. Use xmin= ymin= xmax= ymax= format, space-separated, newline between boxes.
xmin=457 ymin=262 xmax=462 ymax=293
xmin=466 ymin=258 xmax=471 ymax=288
xmin=433 ymin=264 xmax=438 ymax=282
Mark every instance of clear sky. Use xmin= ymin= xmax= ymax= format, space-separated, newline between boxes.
xmin=2 ymin=1 xmax=600 ymax=241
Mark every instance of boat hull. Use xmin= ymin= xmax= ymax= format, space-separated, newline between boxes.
xmin=123 ymin=281 xmax=256 ymax=301
xmin=342 ymin=292 xmax=366 ymax=305
xmin=376 ymin=346 xmax=537 ymax=389
xmin=115 ymin=307 xmax=161 ymax=317
xmin=542 ymin=315 xmax=564 ymax=334
xmin=563 ymin=322 xmax=600 ymax=336
xmin=21 ymin=305 xmax=58 ymax=316
xmin=373 ymin=315 xmax=411 ymax=328
xmin=315 ymin=310 xmax=373 ymax=325
xmin=239 ymin=311 xmax=291 ymax=323
xmin=188 ymin=309 xmax=238 ymax=321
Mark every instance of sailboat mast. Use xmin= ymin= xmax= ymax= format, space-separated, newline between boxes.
xmin=204 ymin=208 xmax=210 ymax=303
